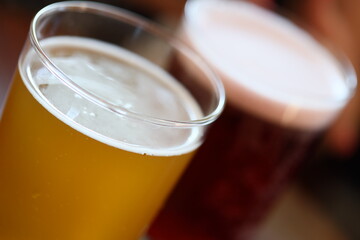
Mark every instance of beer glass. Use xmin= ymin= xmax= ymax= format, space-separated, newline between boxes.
xmin=148 ymin=0 xmax=357 ymax=239
xmin=0 ymin=2 xmax=225 ymax=240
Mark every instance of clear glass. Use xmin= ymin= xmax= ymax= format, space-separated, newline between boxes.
xmin=0 ymin=1 xmax=225 ymax=240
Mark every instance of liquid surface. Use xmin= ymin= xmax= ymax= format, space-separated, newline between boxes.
xmin=22 ymin=36 xmax=203 ymax=155
xmin=183 ymin=0 xmax=354 ymax=129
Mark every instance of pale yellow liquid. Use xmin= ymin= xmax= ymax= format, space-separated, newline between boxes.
xmin=0 ymin=37 xmax=200 ymax=240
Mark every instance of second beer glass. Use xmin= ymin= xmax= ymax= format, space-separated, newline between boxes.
xmin=148 ymin=0 xmax=357 ymax=239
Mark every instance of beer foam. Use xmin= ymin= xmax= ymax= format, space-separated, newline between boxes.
xmin=21 ymin=36 xmax=203 ymax=156
xmin=183 ymin=0 xmax=355 ymax=130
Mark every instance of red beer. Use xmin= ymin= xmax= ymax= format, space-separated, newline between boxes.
xmin=148 ymin=0 xmax=356 ymax=240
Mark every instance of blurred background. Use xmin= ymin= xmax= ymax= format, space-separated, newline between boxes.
xmin=0 ymin=0 xmax=359 ymax=239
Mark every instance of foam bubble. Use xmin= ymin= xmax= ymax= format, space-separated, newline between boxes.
xmin=21 ymin=36 xmax=203 ymax=156
xmin=183 ymin=0 xmax=355 ymax=130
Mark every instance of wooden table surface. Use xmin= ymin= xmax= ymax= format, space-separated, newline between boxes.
xmin=0 ymin=3 xmax=354 ymax=240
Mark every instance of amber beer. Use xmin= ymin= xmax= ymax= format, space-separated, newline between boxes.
xmin=148 ymin=1 xmax=357 ymax=240
xmin=0 ymin=2 xmax=225 ymax=240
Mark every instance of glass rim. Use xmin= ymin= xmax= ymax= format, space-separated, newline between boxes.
xmin=29 ymin=1 xmax=226 ymax=128
xmin=184 ymin=0 xmax=357 ymax=106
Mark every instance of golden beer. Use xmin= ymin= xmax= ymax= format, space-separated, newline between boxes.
xmin=0 ymin=35 xmax=204 ymax=240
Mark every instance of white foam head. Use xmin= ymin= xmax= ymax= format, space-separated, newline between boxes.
xmin=183 ymin=0 xmax=356 ymax=130
xmin=21 ymin=36 xmax=203 ymax=156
